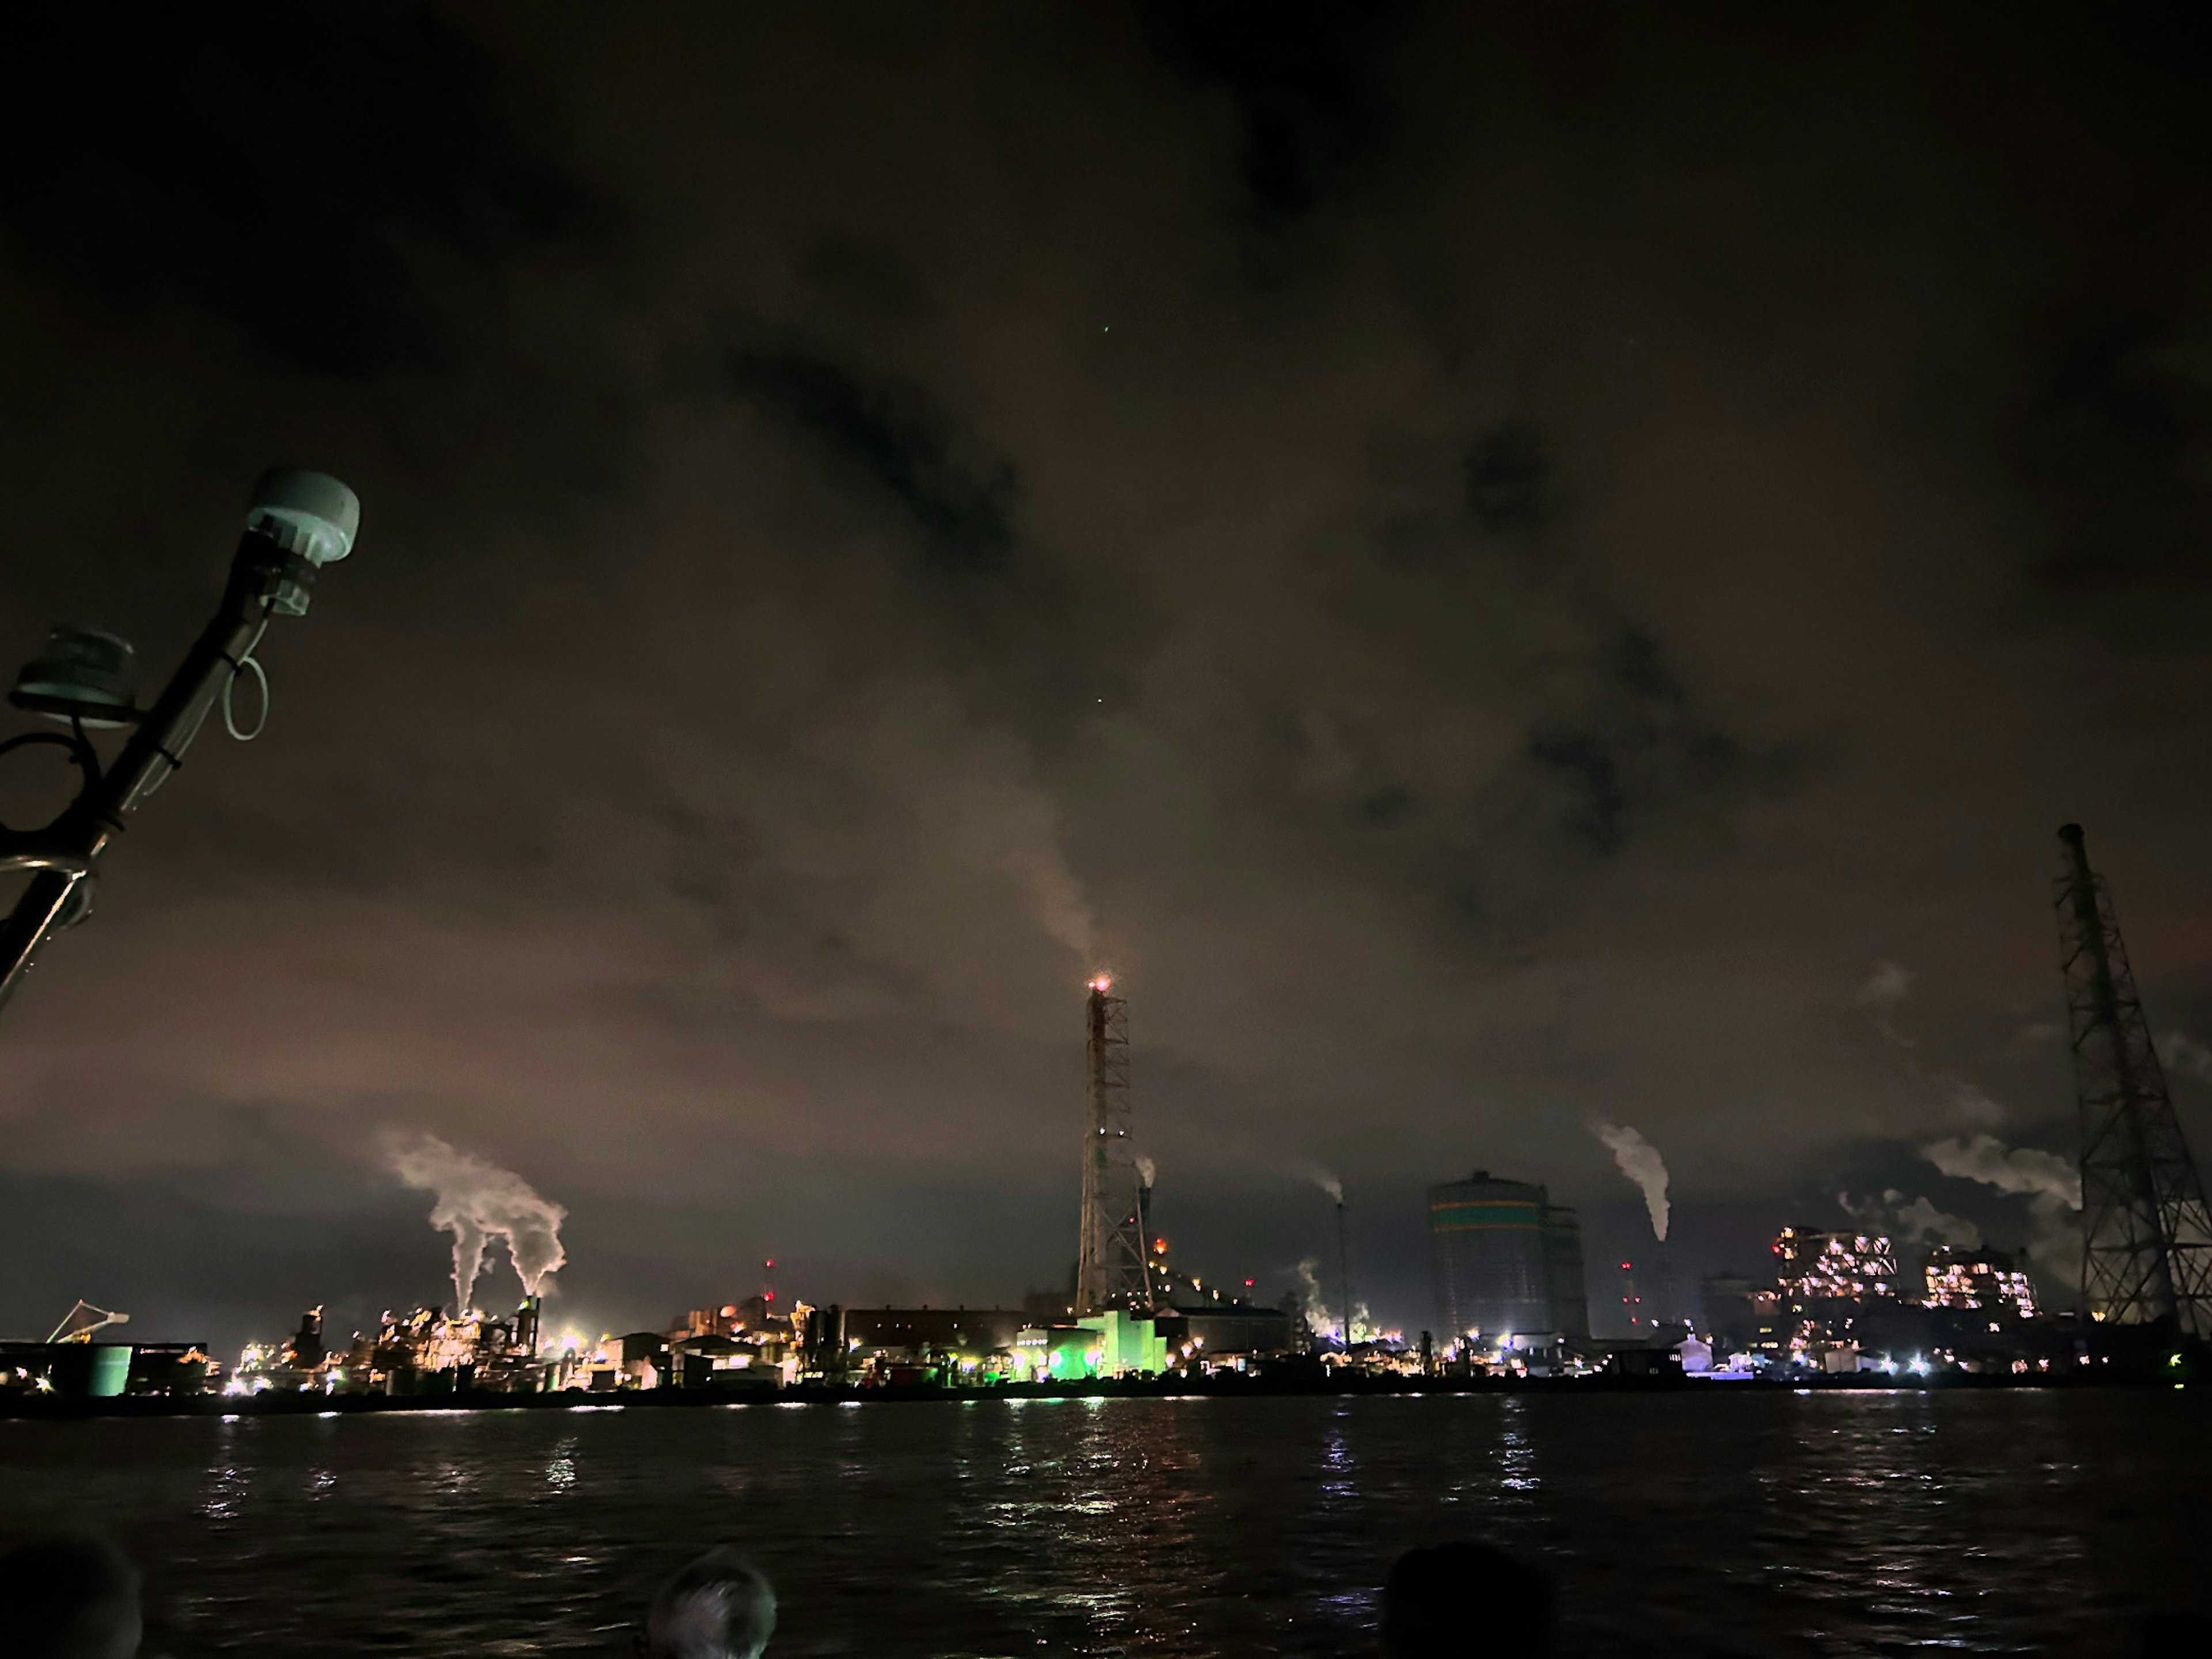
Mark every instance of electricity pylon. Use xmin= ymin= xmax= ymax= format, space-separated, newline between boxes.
xmin=2058 ymin=823 xmax=2212 ymax=1336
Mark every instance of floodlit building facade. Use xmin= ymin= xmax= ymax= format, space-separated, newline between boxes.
xmin=1770 ymin=1227 xmax=1900 ymax=1365
xmin=1922 ymin=1247 xmax=2037 ymax=1319
xmin=1774 ymin=1229 xmax=1899 ymax=1302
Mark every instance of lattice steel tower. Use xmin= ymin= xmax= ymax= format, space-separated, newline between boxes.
xmin=1076 ymin=978 xmax=1154 ymax=1314
xmin=2057 ymin=823 xmax=2212 ymax=1336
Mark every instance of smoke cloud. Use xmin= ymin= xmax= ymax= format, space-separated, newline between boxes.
xmin=1948 ymin=1082 xmax=2008 ymax=1127
xmin=1922 ymin=1134 xmax=2081 ymax=1287
xmin=1593 ymin=1122 xmax=1671 ymax=1243
xmin=1856 ymin=960 xmax=1918 ymax=1048
xmin=2165 ymin=1032 xmax=2212 ymax=1085
xmin=1000 ymin=832 xmax=1096 ymax=962
xmin=946 ymin=776 xmax=1097 ymax=961
xmin=1893 ymin=1195 xmax=1982 ymax=1249
xmin=1134 ymin=1156 xmax=1156 ymax=1188
xmin=1855 ymin=961 xmax=1915 ymax=1008
xmin=1840 ymin=1187 xmax=1980 ymax=1248
xmin=384 ymin=1129 xmax=569 ymax=1315
xmin=1293 ymin=1256 xmax=1371 ymax=1344
xmin=1293 ymin=1162 xmax=1344 ymax=1205
xmin=1922 ymin=1134 xmax=2082 ymax=1210
xmin=1836 ymin=1187 xmax=1979 ymax=1247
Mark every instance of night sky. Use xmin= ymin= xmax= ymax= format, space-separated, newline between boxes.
xmin=4 ymin=4 xmax=2211 ymax=1355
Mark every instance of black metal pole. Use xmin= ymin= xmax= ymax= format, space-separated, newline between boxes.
xmin=0 ymin=528 xmax=319 ymax=1017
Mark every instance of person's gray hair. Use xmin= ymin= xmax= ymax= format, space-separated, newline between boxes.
xmin=643 ymin=1548 xmax=776 ymax=1659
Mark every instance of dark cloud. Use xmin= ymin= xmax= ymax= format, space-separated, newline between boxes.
xmin=722 ymin=340 xmax=1149 ymax=736
xmin=1524 ymin=630 xmax=1793 ymax=860
xmin=0 ymin=3 xmax=604 ymax=376
xmin=726 ymin=346 xmax=1018 ymax=583
xmin=1139 ymin=0 xmax=1413 ymax=219
xmin=2023 ymin=303 xmax=2211 ymax=615
xmin=1464 ymin=424 xmax=1547 ymax=535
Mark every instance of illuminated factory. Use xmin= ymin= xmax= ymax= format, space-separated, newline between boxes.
xmin=1922 ymin=1247 xmax=2037 ymax=1319
xmin=37 ymin=982 xmax=2096 ymax=1400
xmin=228 ymin=1298 xmax=549 ymax=1396
xmin=1695 ymin=1228 xmax=2059 ymax=1377
xmin=1774 ymin=1229 xmax=1899 ymax=1301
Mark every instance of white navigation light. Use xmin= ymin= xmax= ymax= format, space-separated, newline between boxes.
xmin=246 ymin=467 xmax=358 ymax=565
xmin=246 ymin=468 xmax=359 ymax=615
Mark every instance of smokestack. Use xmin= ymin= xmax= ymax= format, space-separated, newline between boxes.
xmin=1076 ymin=978 xmax=1151 ymax=1313
xmin=1335 ymin=1198 xmax=1353 ymax=1348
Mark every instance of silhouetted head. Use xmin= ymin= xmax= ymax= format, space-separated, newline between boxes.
xmin=1382 ymin=1541 xmax=1553 ymax=1658
xmin=641 ymin=1549 xmax=776 ymax=1659
xmin=0 ymin=1533 xmax=142 ymax=1659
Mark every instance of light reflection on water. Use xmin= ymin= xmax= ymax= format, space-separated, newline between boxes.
xmin=0 ymin=1391 xmax=2205 ymax=1656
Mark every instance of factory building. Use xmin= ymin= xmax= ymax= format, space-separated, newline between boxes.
xmin=1427 ymin=1171 xmax=1590 ymax=1346
xmin=1774 ymin=1229 xmax=1899 ymax=1302
xmin=1767 ymin=1228 xmax=1903 ymax=1368
xmin=1922 ymin=1247 xmax=2037 ymax=1320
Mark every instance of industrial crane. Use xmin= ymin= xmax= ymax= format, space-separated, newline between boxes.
xmin=47 ymin=1300 xmax=130 ymax=1343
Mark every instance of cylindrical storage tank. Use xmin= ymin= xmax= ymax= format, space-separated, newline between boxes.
xmin=87 ymin=1344 xmax=131 ymax=1397
xmin=47 ymin=1343 xmax=132 ymax=1398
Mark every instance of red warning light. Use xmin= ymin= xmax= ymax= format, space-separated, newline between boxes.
xmin=1244 ymin=1278 xmax=1255 ymax=1287
xmin=1619 ymin=1262 xmax=1633 ymax=1271
xmin=764 ymin=1259 xmax=774 ymax=1270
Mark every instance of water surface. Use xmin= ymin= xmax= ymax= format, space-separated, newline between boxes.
xmin=3 ymin=1389 xmax=2205 ymax=1655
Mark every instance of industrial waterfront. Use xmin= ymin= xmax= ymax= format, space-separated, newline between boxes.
xmin=10 ymin=822 xmax=2203 ymax=1409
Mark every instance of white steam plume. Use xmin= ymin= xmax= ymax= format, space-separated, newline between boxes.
xmin=1593 ymin=1122 xmax=1671 ymax=1243
xmin=1840 ymin=1188 xmax=1981 ymax=1249
xmin=1894 ymin=1195 xmax=1982 ymax=1249
xmin=946 ymin=777 xmax=1096 ymax=960
xmin=1923 ymin=1133 xmax=2081 ymax=1287
xmin=1294 ymin=1161 xmax=1344 ymax=1205
xmin=385 ymin=1130 xmax=569 ymax=1315
xmin=1000 ymin=834 xmax=1096 ymax=961
xmin=1922 ymin=1134 xmax=2081 ymax=1210
xmin=1135 ymin=1156 xmax=1156 ymax=1188
xmin=1293 ymin=1256 xmax=1370 ymax=1344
